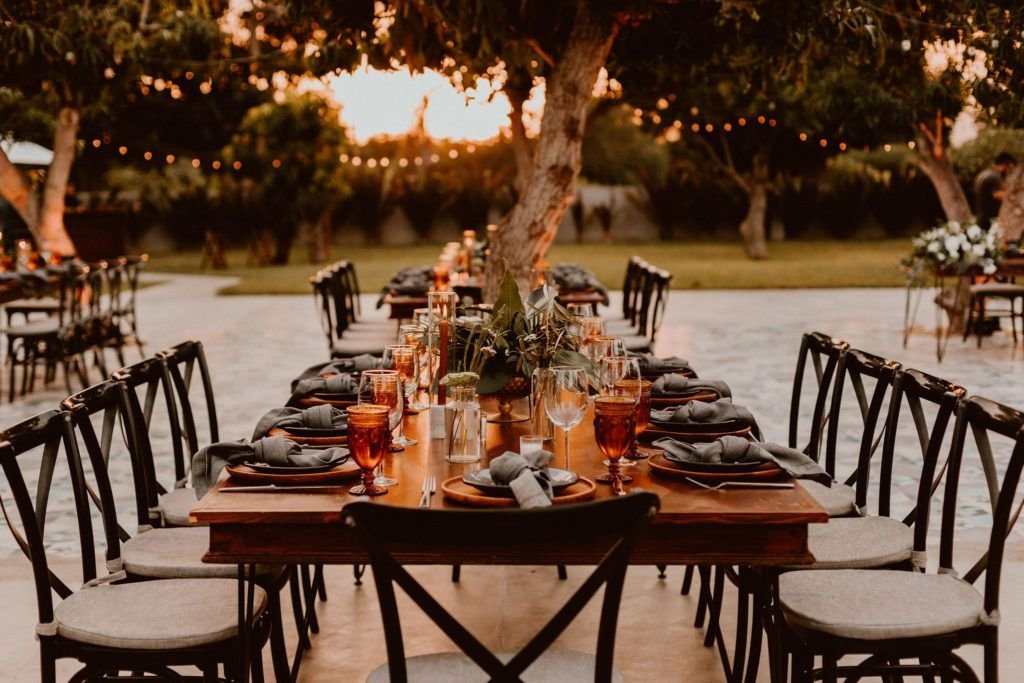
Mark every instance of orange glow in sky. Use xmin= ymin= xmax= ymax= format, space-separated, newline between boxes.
xmin=322 ymin=66 xmax=544 ymax=144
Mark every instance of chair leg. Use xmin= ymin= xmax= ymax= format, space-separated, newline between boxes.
xmin=694 ymin=565 xmax=710 ymax=628
xmin=451 ymin=564 xmax=461 ymax=583
xmin=681 ymin=564 xmax=695 ymax=595
xmin=984 ymin=642 xmax=998 ymax=683
xmin=703 ymin=566 xmax=725 ymax=648
xmin=557 ymin=564 xmax=567 ymax=580
xmin=314 ymin=564 xmax=327 ymax=601
xmin=656 ymin=563 xmax=667 ymax=579
xmin=300 ymin=565 xmax=320 ymax=635
xmin=266 ymin=590 xmax=291 ymax=683
xmin=288 ymin=569 xmax=311 ymax=651
xmin=353 ymin=564 xmax=366 ymax=586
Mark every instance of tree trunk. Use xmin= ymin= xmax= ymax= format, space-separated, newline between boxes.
xmin=997 ymin=164 xmax=1024 ymax=242
xmin=914 ymin=135 xmax=972 ymax=223
xmin=507 ymin=86 xmax=533 ymax=194
xmin=0 ymin=147 xmax=43 ymax=242
xmin=485 ymin=3 xmax=618 ymax=299
xmin=37 ymin=107 xmax=80 ymax=256
xmin=738 ymin=152 xmax=770 ymax=259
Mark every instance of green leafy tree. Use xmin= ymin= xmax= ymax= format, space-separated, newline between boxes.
xmin=224 ymin=93 xmax=350 ymax=263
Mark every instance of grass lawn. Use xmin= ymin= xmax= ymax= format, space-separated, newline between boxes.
xmin=145 ymin=239 xmax=910 ymax=295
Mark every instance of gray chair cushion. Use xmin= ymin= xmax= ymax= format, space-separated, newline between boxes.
xmin=779 ymin=569 xmax=983 ymax=640
xmin=122 ymin=527 xmax=278 ymax=579
xmin=366 ymin=650 xmax=624 ymax=683
xmin=801 ymin=480 xmax=857 ymax=517
xmin=970 ymin=282 xmax=1024 ymax=296
xmin=54 ymin=578 xmax=266 ymax=650
xmin=7 ymin=319 xmax=60 ymax=337
xmin=620 ymin=334 xmax=652 ymax=353
xmin=159 ymin=487 xmax=204 ymax=527
xmin=799 ymin=516 xmax=913 ymax=570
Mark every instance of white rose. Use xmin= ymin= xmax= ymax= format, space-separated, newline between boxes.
xmin=928 ymin=241 xmax=940 ymax=253
xmin=949 ymin=221 xmax=961 ymax=231
xmin=972 ymin=244 xmax=985 ymax=256
xmin=984 ymin=262 xmax=997 ymax=275
xmin=945 ymin=236 xmax=960 ymax=254
xmin=967 ymin=225 xmax=981 ymax=240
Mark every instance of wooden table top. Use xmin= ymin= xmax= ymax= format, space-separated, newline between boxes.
xmin=193 ymin=404 xmax=827 ymax=566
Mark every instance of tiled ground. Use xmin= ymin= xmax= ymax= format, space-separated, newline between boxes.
xmin=1 ymin=274 xmax=1022 ymax=681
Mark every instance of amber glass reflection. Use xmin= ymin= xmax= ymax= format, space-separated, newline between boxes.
xmin=346 ymin=405 xmax=391 ymax=496
xmin=616 ymin=378 xmax=652 ymax=460
xmin=594 ymin=396 xmax=635 ymax=490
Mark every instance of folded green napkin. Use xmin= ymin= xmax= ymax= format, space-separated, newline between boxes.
xmin=290 ymin=356 xmax=379 ymax=392
xmin=650 ymin=398 xmax=761 ymax=439
xmin=488 ymin=450 xmax=554 ymax=508
xmin=629 ymin=352 xmax=693 ymax=375
xmin=252 ymin=404 xmax=347 ymax=440
xmin=191 ymin=436 xmax=348 ymax=498
xmin=653 ymin=435 xmax=831 ymax=484
xmin=651 ymin=374 xmax=731 ymax=398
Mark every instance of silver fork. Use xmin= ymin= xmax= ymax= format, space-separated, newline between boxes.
xmin=684 ymin=476 xmax=794 ymax=491
xmin=419 ymin=475 xmax=437 ymax=507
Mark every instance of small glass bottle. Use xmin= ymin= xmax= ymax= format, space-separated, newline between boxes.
xmin=445 ymin=385 xmax=481 ymax=463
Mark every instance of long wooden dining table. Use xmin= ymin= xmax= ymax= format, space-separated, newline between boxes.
xmin=192 ymin=405 xmax=827 ymax=568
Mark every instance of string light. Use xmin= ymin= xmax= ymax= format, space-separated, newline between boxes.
xmin=118 ymin=146 xmax=127 ymax=155
xmin=165 ymin=154 xmax=175 ymax=164
xmin=232 ymin=161 xmax=242 ymax=170
xmin=366 ymin=158 xmax=377 ymax=168
xmin=380 ymin=157 xmax=390 ymax=168
xmin=91 ymin=139 xmax=101 ymax=148
xmin=272 ymin=159 xmax=282 ymax=168
xmin=212 ymin=160 xmax=221 ymax=170
xmin=399 ymin=158 xmax=409 ymax=167
xmin=191 ymin=158 xmax=201 ymax=168
xmin=799 ymin=132 xmax=808 ymax=141
xmin=143 ymin=151 xmax=153 ymax=161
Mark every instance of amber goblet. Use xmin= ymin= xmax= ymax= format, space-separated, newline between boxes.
xmin=346 ymin=404 xmax=391 ymax=496
xmin=594 ymin=396 xmax=636 ymax=494
xmin=616 ymin=378 xmax=652 ymax=460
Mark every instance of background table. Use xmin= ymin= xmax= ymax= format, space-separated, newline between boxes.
xmin=193 ymin=406 xmax=826 ymax=567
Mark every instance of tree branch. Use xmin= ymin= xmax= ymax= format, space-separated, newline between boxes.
xmin=691 ymin=134 xmax=749 ymax=192
xmin=524 ymin=38 xmax=555 ymax=68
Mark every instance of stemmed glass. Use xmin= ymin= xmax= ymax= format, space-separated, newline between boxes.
xmin=542 ymin=366 xmax=589 ymax=471
xmin=566 ymin=303 xmax=595 ymax=318
xmin=598 ymin=356 xmax=643 ymax=467
xmin=383 ymin=344 xmax=419 ymax=447
xmin=578 ymin=316 xmax=606 ymax=341
xmin=585 ymin=335 xmax=625 ymax=363
xmin=619 ymin=378 xmax=652 ymax=461
xmin=358 ymin=369 xmax=402 ymax=486
xmin=346 ymin=404 xmax=392 ymax=496
xmin=594 ymin=396 xmax=636 ymax=495
xmin=398 ymin=324 xmax=428 ymax=409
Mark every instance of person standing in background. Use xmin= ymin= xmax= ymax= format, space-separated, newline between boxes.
xmin=974 ymin=152 xmax=1016 ymax=229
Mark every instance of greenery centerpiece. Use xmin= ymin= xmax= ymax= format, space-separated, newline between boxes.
xmin=903 ymin=219 xmax=1004 ymax=286
xmin=447 ymin=266 xmax=593 ymax=420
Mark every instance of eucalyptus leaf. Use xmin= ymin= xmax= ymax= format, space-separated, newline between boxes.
xmin=476 ymin=369 xmax=511 ymax=395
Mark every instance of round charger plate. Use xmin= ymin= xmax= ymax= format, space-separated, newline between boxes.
xmin=267 ymin=426 xmax=348 ymax=446
xmin=641 ymin=424 xmax=752 ymax=443
xmin=442 ymin=475 xmax=597 ymax=508
xmin=462 ymin=468 xmax=579 ymax=496
xmin=642 ymin=366 xmax=695 ymax=380
xmin=650 ymin=389 xmax=720 ymax=408
xmin=647 ymin=453 xmax=783 ymax=481
xmin=295 ymin=394 xmax=358 ymax=409
xmin=226 ymin=460 xmax=360 ymax=485
xmin=245 ymin=451 xmax=349 ymax=475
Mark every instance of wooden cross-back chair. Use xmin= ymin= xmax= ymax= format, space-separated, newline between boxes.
xmin=0 ymin=409 xmax=266 ymax=682
xmin=161 ymin=339 xmax=220 ymax=458
xmin=346 ymin=493 xmax=660 ymax=683
xmin=788 ymin=332 xmax=849 ymax=459
xmin=779 ymin=395 xmax=1024 ymax=682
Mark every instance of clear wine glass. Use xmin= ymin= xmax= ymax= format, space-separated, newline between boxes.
xmin=566 ymin=303 xmax=594 ymax=318
xmin=585 ymin=335 xmax=624 ymax=362
xmin=383 ymin=345 xmax=419 ymax=447
xmin=398 ymin=324 xmax=428 ymax=409
xmin=542 ymin=365 xmax=589 ymax=471
xmin=358 ymin=369 xmax=402 ymax=486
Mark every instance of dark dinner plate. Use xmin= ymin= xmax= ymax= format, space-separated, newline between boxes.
xmin=648 ymin=418 xmax=747 ymax=434
xmin=311 ymin=392 xmax=358 ymax=402
xmin=246 ymin=452 xmax=348 ymax=475
xmin=281 ymin=426 xmax=348 ymax=438
xmin=462 ymin=468 xmax=579 ymax=497
xmin=656 ymin=457 xmax=765 ymax=473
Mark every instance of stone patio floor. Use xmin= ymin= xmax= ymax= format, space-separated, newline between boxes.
xmin=0 ymin=273 xmax=1022 ymax=681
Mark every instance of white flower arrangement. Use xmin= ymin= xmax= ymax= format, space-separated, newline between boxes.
xmin=905 ymin=219 xmax=1003 ymax=280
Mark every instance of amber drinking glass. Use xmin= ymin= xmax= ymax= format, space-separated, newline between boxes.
xmin=585 ymin=335 xmax=625 ymax=363
xmin=358 ymin=369 xmax=402 ymax=486
xmin=616 ymin=378 xmax=652 ymax=460
xmin=383 ymin=344 xmax=419 ymax=447
xmin=346 ymin=405 xmax=391 ymax=496
xmin=599 ymin=356 xmax=642 ymax=467
xmin=594 ymin=396 xmax=636 ymax=494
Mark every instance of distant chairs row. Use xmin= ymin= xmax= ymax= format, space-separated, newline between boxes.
xmin=4 ymin=256 xmax=146 ymax=402
xmin=310 ymin=260 xmax=395 ymax=358
xmin=0 ymin=340 xmax=323 ymax=680
xmin=604 ymin=256 xmax=672 ymax=353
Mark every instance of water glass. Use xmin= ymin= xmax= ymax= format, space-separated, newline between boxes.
xmin=542 ymin=366 xmax=589 ymax=471
xmin=346 ymin=405 xmax=391 ymax=496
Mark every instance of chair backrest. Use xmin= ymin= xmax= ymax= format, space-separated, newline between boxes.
xmin=0 ymin=410 xmax=108 ymax=631
xmin=310 ymin=270 xmax=336 ymax=352
xmin=342 ymin=260 xmax=365 ymax=319
xmin=788 ymin=331 xmax=848 ymax=458
xmin=872 ymin=369 xmax=965 ymax=554
xmin=344 ymin=493 xmax=660 ymax=683
xmin=647 ymin=268 xmax=673 ymax=343
xmin=822 ymin=348 xmax=901 ymax=486
xmin=62 ymin=380 xmax=154 ymax=535
xmin=112 ymin=356 xmax=186 ymax=513
xmin=632 ymin=265 xmax=659 ymax=338
xmin=620 ymin=256 xmax=644 ymax=321
xmin=938 ymin=396 xmax=1024 ymax=622
xmin=160 ymin=340 xmax=220 ymax=455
